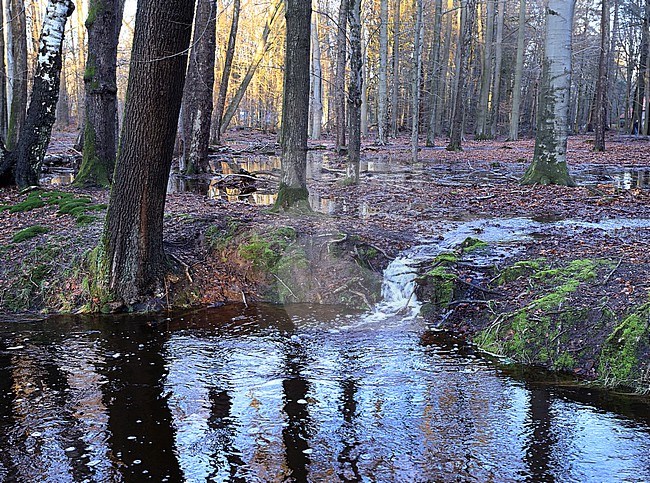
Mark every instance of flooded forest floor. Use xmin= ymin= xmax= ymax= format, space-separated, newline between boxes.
xmin=2 ymin=130 xmax=650 ymax=392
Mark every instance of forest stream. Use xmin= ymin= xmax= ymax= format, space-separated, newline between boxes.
xmin=2 ymin=224 xmax=650 ymax=482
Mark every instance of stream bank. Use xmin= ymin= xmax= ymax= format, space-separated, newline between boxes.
xmin=2 ymin=133 xmax=650 ymax=395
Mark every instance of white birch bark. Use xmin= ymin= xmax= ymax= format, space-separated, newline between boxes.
xmin=522 ymin=0 xmax=576 ymax=186
xmin=411 ymin=0 xmax=423 ymax=160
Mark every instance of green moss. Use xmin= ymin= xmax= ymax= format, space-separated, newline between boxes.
xmin=12 ymin=225 xmax=50 ymax=243
xmin=238 ymin=235 xmax=279 ymax=270
xmin=1 ymin=191 xmax=46 ymax=213
xmin=496 ymin=259 xmax=545 ymax=285
xmin=424 ymin=266 xmax=457 ymax=308
xmin=85 ymin=0 xmax=104 ymax=28
xmin=75 ymin=123 xmax=111 ymax=187
xmin=554 ymin=352 xmax=576 ymax=371
xmin=460 ymin=237 xmax=487 ymax=252
xmin=598 ymin=303 xmax=650 ymax=389
xmin=206 ymin=219 xmax=240 ymax=251
xmin=271 ymin=184 xmax=310 ymax=212
xmin=434 ymin=252 xmax=458 ymax=264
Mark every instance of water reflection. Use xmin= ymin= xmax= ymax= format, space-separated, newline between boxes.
xmin=1 ymin=307 xmax=650 ymax=481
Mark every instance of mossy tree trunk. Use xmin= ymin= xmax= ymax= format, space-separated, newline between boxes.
xmin=100 ymin=0 xmax=195 ymax=305
xmin=0 ymin=0 xmax=75 ymax=188
xmin=274 ymin=0 xmax=311 ymax=211
xmin=522 ymin=0 xmax=576 ymax=186
xmin=178 ymin=0 xmax=216 ymax=174
xmin=347 ymin=0 xmax=362 ymax=183
xmin=74 ymin=0 xmax=125 ymax=187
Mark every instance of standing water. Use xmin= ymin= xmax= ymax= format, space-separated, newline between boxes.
xmin=2 ymin=220 xmax=650 ymax=481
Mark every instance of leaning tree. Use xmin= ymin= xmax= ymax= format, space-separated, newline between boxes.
xmin=0 ymin=0 xmax=75 ymax=187
xmin=97 ymin=0 xmax=195 ymax=305
xmin=522 ymin=0 xmax=576 ymax=186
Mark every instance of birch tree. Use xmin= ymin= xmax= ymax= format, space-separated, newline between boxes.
xmin=0 ymin=0 xmax=75 ymax=187
xmin=390 ymin=0 xmax=401 ymax=137
xmin=522 ymin=0 xmax=576 ymax=186
xmin=490 ymin=0 xmax=505 ymax=138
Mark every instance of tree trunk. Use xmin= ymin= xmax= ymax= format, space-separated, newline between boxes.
xmin=522 ymin=0 xmax=576 ymax=186
xmin=75 ymin=0 xmax=125 ymax=187
xmin=7 ymin=0 xmax=28 ymax=150
xmin=377 ymin=0 xmax=388 ymax=144
xmin=211 ymin=0 xmax=240 ymax=144
xmin=220 ymin=0 xmax=281 ymax=134
xmin=411 ymin=0 xmax=423 ymax=160
xmin=490 ymin=0 xmax=504 ymax=138
xmin=447 ymin=0 xmax=476 ymax=151
xmin=347 ymin=0 xmax=362 ymax=182
xmin=335 ymin=0 xmax=348 ymax=151
xmin=475 ymin=0 xmax=494 ymax=138
xmin=509 ymin=0 xmax=526 ymax=141
xmin=631 ymin=2 xmax=648 ymax=135
xmin=99 ymin=0 xmax=195 ymax=305
xmin=390 ymin=0 xmax=401 ymax=137
xmin=425 ymin=0 xmax=442 ymax=147
xmin=594 ymin=0 xmax=609 ymax=151
xmin=360 ymin=23 xmax=369 ymax=138
xmin=274 ymin=0 xmax=311 ymax=210
xmin=179 ymin=0 xmax=216 ymax=174
xmin=311 ymin=16 xmax=323 ymax=140
xmin=0 ymin=3 xmax=8 ymax=141
xmin=55 ymin=53 xmax=71 ymax=128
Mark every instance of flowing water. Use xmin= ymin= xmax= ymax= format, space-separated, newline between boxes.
xmin=2 ymin=219 xmax=650 ymax=482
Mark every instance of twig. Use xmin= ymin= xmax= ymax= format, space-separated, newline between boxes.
xmin=241 ymin=290 xmax=248 ymax=308
xmin=455 ymin=277 xmax=504 ymax=296
xmin=446 ymin=299 xmax=491 ymax=307
xmin=272 ymin=274 xmax=298 ymax=300
xmin=169 ymin=253 xmax=193 ymax=283
xmin=599 ymin=257 xmax=623 ymax=286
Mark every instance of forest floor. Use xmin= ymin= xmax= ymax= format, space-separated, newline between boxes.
xmin=1 ymin=129 xmax=650 ymax=390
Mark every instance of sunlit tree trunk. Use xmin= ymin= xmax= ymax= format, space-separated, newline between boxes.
xmin=311 ymin=16 xmax=323 ymax=140
xmin=377 ymin=0 xmax=388 ymax=144
xmin=335 ymin=0 xmax=348 ymax=151
xmin=347 ymin=0 xmax=362 ymax=183
xmin=220 ymin=0 xmax=281 ymax=134
xmin=7 ymin=0 xmax=27 ymax=150
xmin=475 ymin=0 xmax=494 ymax=138
xmin=179 ymin=0 xmax=216 ymax=174
xmin=594 ymin=0 xmax=609 ymax=151
xmin=631 ymin=1 xmax=648 ymax=135
xmin=211 ymin=0 xmax=240 ymax=144
xmin=509 ymin=0 xmax=526 ymax=141
xmin=411 ymin=0 xmax=423 ymax=160
xmin=361 ymin=23 xmax=369 ymax=138
xmin=99 ymin=0 xmax=195 ymax=305
xmin=425 ymin=0 xmax=442 ymax=147
xmin=274 ymin=0 xmax=311 ymax=210
xmin=522 ymin=0 xmax=576 ymax=186
xmin=447 ymin=0 xmax=476 ymax=151
xmin=490 ymin=0 xmax=504 ymax=138
xmin=75 ymin=0 xmax=125 ymax=187
xmin=390 ymin=0 xmax=400 ymax=137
